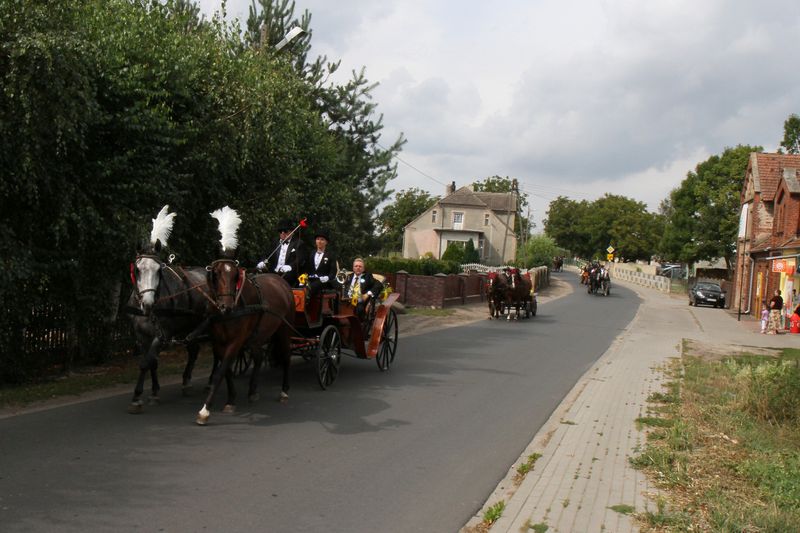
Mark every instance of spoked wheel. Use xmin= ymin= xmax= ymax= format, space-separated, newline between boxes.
xmin=316 ymin=325 xmax=341 ymax=390
xmin=233 ymin=348 xmax=252 ymax=376
xmin=376 ymin=309 xmax=398 ymax=371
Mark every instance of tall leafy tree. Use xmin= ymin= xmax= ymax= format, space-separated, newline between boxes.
xmin=660 ymin=145 xmax=760 ymax=269
xmin=376 ymin=188 xmax=437 ymax=253
xmin=779 ymin=113 xmax=800 ymax=154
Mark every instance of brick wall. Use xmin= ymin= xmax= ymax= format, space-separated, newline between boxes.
xmin=392 ymin=272 xmax=487 ymax=308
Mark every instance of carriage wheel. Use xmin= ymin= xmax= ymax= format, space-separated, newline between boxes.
xmin=316 ymin=325 xmax=342 ymax=390
xmin=233 ymin=348 xmax=252 ymax=376
xmin=376 ymin=309 xmax=398 ymax=371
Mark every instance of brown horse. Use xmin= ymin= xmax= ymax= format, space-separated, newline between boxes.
xmin=503 ymin=268 xmax=533 ymax=320
xmin=486 ymin=271 xmax=507 ymax=319
xmin=196 ymin=258 xmax=295 ymax=425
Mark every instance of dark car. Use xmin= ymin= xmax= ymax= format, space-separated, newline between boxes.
xmin=689 ymin=282 xmax=726 ymax=308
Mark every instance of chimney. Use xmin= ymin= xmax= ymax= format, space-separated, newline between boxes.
xmin=446 ymin=181 xmax=456 ymax=196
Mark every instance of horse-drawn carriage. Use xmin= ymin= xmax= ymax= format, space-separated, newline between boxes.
xmin=486 ymin=268 xmax=537 ymax=320
xmin=586 ymin=263 xmax=610 ymax=296
xmin=287 ymin=278 xmax=400 ymax=390
xmin=126 ymin=205 xmax=401 ymax=424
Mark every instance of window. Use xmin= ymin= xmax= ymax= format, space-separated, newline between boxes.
xmin=431 ymin=210 xmax=437 ymax=224
xmin=484 ymin=213 xmax=490 ymax=226
xmin=453 ymin=211 xmax=464 ymax=230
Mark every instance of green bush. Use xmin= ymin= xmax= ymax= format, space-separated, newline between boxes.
xmin=365 ymin=256 xmax=461 ymax=276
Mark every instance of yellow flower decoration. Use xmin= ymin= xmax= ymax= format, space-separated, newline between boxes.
xmin=380 ymin=283 xmax=393 ymax=300
xmin=298 ymin=273 xmax=308 ymax=286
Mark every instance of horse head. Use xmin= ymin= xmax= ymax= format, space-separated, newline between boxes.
xmin=132 ymin=205 xmax=176 ymax=315
xmin=209 ymin=206 xmax=243 ymax=314
xmin=132 ymin=250 xmax=165 ymax=315
xmin=207 ymin=258 xmax=244 ymax=314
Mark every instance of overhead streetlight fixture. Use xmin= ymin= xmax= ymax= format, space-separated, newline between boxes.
xmin=275 ymin=26 xmax=306 ymax=51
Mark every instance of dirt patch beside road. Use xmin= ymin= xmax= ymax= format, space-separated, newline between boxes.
xmin=682 ymin=338 xmax=783 ymax=361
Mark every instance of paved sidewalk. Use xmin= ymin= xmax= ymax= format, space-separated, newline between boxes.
xmin=466 ymin=278 xmax=797 ymax=533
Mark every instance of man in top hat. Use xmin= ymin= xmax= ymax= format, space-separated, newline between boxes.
xmin=256 ymin=219 xmax=307 ymax=286
xmin=306 ymin=228 xmax=337 ymax=297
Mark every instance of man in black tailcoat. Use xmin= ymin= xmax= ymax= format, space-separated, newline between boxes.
xmin=256 ymin=219 xmax=307 ymax=286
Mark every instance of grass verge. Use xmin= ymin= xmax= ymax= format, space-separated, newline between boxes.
xmin=0 ymin=346 xmax=214 ymax=411
xmin=631 ymin=347 xmax=800 ymax=531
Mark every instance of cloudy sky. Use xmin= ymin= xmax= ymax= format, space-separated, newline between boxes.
xmin=199 ymin=0 xmax=800 ymax=229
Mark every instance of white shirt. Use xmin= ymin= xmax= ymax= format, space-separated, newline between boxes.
xmin=314 ymin=251 xmax=324 ymax=269
xmin=276 ymin=242 xmax=289 ymax=270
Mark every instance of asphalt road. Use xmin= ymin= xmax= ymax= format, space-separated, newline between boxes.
xmin=0 ymin=273 xmax=640 ymax=532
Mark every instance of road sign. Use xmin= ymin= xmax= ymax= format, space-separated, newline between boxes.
xmin=607 ymin=253 xmax=614 ymax=261
xmin=606 ymin=246 xmax=615 ymax=254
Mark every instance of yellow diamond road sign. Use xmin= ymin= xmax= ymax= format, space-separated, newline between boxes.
xmin=606 ymin=246 xmax=615 ymax=254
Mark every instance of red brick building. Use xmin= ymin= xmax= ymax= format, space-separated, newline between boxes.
xmin=733 ymin=152 xmax=800 ymax=318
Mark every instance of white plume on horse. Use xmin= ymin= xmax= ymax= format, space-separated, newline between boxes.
xmin=150 ymin=205 xmax=176 ymax=247
xmin=210 ymin=206 xmax=241 ymax=252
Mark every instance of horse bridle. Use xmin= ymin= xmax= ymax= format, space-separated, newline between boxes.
xmin=207 ymin=258 xmax=246 ymax=308
xmin=130 ymin=253 xmax=165 ymax=303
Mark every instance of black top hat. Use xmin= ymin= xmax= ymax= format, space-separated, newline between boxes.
xmin=276 ymin=219 xmax=294 ymax=232
xmin=314 ymin=229 xmax=330 ymax=242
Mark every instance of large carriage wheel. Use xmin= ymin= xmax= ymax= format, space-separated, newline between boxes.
xmin=376 ymin=308 xmax=398 ymax=371
xmin=316 ymin=325 xmax=342 ymax=390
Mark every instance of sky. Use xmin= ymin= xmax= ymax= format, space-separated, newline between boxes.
xmin=198 ymin=0 xmax=800 ymax=230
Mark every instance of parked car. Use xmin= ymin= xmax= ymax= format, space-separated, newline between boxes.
xmin=689 ymin=282 xmax=726 ymax=308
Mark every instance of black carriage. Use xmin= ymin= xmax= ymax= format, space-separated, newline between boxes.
xmin=288 ymin=283 xmax=400 ymax=389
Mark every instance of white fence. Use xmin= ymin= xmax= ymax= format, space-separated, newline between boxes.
xmin=610 ymin=264 xmax=671 ymax=292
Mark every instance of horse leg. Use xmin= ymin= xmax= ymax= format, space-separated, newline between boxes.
xmin=129 ymin=336 xmax=159 ymax=414
xmin=247 ymin=345 xmax=265 ymax=403
xmin=197 ymin=343 xmax=238 ymax=425
xmin=148 ymin=357 xmax=160 ymax=405
xmin=181 ymin=342 xmax=200 ymax=396
xmin=275 ymin=328 xmax=292 ymax=403
xmin=222 ymin=363 xmax=237 ymax=414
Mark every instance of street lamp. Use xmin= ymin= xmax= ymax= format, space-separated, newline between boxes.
xmin=275 ymin=26 xmax=306 ymax=51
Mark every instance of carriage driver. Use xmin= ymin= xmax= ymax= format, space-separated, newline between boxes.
xmin=256 ymin=219 xmax=307 ymax=285
xmin=305 ymin=229 xmax=338 ymax=298
xmin=344 ymin=258 xmax=383 ymax=320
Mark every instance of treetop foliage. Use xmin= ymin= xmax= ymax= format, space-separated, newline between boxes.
xmin=0 ymin=0 xmax=403 ymax=380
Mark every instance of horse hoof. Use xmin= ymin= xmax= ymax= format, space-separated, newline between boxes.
xmin=195 ymin=414 xmax=209 ymax=426
xmin=279 ymin=392 xmax=289 ymax=404
xmin=249 ymin=393 xmax=260 ymax=403
xmin=128 ymin=402 xmax=144 ymax=414
xmin=147 ymin=396 xmax=160 ymax=406
xmin=222 ymin=404 xmax=236 ymax=414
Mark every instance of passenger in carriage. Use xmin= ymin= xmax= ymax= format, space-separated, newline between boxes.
xmin=344 ymin=257 xmax=384 ymax=321
xmin=306 ymin=229 xmax=338 ymax=298
xmin=256 ymin=219 xmax=307 ymax=286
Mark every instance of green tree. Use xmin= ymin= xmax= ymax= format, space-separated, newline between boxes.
xmin=463 ymin=238 xmax=480 ymax=263
xmin=441 ymin=241 xmax=465 ymax=263
xmin=518 ymin=234 xmax=559 ymax=268
xmin=779 ymin=113 xmax=800 ymax=154
xmin=376 ymin=188 xmax=437 ymax=253
xmin=543 ymin=195 xmax=662 ymax=261
xmin=660 ymin=145 xmax=760 ymax=269
xmin=543 ymin=196 xmax=591 ymax=257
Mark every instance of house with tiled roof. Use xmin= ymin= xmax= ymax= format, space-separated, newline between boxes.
xmin=402 ymin=182 xmax=518 ymax=265
xmin=733 ymin=152 xmax=800 ymax=317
